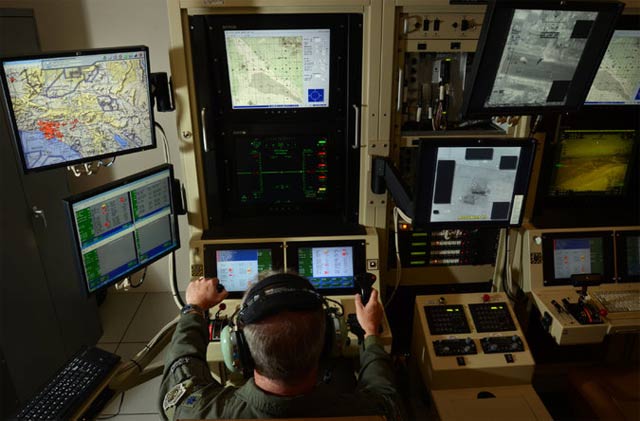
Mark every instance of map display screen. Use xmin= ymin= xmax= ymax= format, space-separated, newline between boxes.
xmin=487 ymin=9 xmax=596 ymax=108
xmin=224 ymin=29 xmax=330 ymax=109
xmin=429 ymin=146 xmax=524 ymax=224
xmin=1 ymin=47 xmax=155 ymax=172
xmin=586 ymin=30 xmax=640 ymax=105
xmin=548 ymin=130 xmax=635 ymax=197
xmin=66 ymin=165 xmax=179 ymax=294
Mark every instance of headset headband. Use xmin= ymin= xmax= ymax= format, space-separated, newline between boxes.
xmin=237 ymin=273 xmax=324 ymax=325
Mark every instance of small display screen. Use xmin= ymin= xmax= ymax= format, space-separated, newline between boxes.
xmin=625 ymin=235 xmax=640 ymax=277
xmin=486 ymin=9 xmax=596 ymax=108
xmin=67 ymin=166 xmax=178 ymax=293
xmin=215 ymin=249 xmax=273 ymax=292
xmin=586 ymin=30 xmax=640 ymax=105
xmin=552 ymin=237 xmax=604 ymax=279
xmin=548 ymin=130 xmax=635 ymax=196
xmin=297 ymin=246 xmax=354 ymax=289
xmin=224 ymin=28 xmax=330 ymax=109
xmin=1 ymin=47 xmax=155 ymax=172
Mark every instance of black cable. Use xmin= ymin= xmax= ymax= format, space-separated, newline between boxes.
xmin=528 ymin=114 xmax=543 ymax=138
xmin=130 ymin=267 xmax=147 ymax=288
xmin=154 ymin=121 xmax=171 ymax=164
xmin=95 ymin=392 xmax=125 ymax=419
xmin=172 ymin=250 xmax=185 ymax=307
xmin=502 ymin=229 xmax=518 ymax=302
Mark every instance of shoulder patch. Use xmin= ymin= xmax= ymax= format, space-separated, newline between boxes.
xmin=183 ymin=393 xmax=200 ymax=408
xmin=163 ymin=381 xmax=188 ymax=412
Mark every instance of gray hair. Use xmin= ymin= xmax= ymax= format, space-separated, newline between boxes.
xmin=242 ymin=272 xmax=326 ymax=381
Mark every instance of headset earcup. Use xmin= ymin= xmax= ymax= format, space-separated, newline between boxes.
xmin=324 ymin=309 xmax=347 ymax=358
xmin=220 ymin=325 xmax=239 ymax=373
xmin=235 ymin=329 xmax=254 ymax=377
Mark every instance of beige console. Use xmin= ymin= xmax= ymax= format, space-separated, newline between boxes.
xmin=522 ymin=226 xmax=640 ymax=345
xmin=412 ymin=292 xmax=535 ymax=390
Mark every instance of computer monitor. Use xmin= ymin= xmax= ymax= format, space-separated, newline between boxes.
xmin=616 ymin=230 xmax=640 ymax=282
xmin=462 ymin=1 xmax=623 ymax=117
xmin=64 ymin=164 xmax=180 ymax=294
xmin=286 ymin=240 xmax=366 ymax=295
xmin=225 ymin=28 xmax=330 ymax=109
xmin=0 ymin=46 xmax=156 ymax=173
xmin=541 ymin=231 xmax=615 ymax=286
xmin=412 ymin=138 xmax=536 ymax=228
xmin=232 ymin=135 xmax=330 ymax=207
xmin=547 ymin=129 xmax=636 ymax=197
xmin=585 ymin=15 xmax=640 ymax=106
xmin=203 ymin=243 xmax=284 ymax=297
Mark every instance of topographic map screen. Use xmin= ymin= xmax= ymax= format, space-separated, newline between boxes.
xmin=224 ymin=29 xmax=330 ymax=109
xmin=430 ymin=146 xmax=523 ymax=223
xmin=586 ymin=30 xmax=640 ymax=105
xmin=2 ymin=50 xmax=154 ymax=171
xmin=487 ymin=9 xmax=596 ymax=108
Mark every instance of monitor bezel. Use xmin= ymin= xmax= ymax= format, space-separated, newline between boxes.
xmin=413 ymin=137 xmax=536 ymax=229
xmin=615 ymin=230 xmax=640 ymax=283
xmin=541 ymin=231 xmax=615 ymax=286
xmin=0 ymin=45 xmax=157 ymax=173
xmin=584 ymin=14 xmax=640 ymax=109
xmin=203 ymin=242 xmax=285 ymax=298
xmin=461 ymin=0 xmax=624 ymax=117
xmin=285 ymin=239 xmax=366 ymax=296
xmin=63 ymin=164 xmax=180 ymax=295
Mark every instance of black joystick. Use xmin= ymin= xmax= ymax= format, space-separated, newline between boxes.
xmin=354 ymin=272 xmax=376 ymax=305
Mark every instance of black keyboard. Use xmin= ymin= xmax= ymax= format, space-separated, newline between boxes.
xmin=13 ymin=346 xmax=120 ymax=420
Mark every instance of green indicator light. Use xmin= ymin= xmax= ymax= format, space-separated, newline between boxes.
xmin=410 ymin=260 xmax=426 ymax=265
xmin=410 ymin=251 xmax=426 ymax=256
xmin=491 ymin=306 xmax=498 ymax=310
xmin=411 ymin=242 xmax=427 ymax=246
xmin=446 ymin=309 xmax=454 ymax=312
xmin=412 ymin=233 xmax=428 ymax=237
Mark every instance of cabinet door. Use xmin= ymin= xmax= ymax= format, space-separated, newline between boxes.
xmin=0 ymin=78 xmax=68 ymax=406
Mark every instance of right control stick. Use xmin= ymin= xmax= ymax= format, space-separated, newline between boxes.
xmin=355 ymin=272 xmax=376 ymax=305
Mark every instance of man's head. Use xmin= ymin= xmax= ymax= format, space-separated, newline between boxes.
xmin=240 ymin=272 xmax=326 ymax=382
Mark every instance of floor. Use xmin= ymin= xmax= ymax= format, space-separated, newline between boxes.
xmin=96 ymin=291 xmax=180 ymax=420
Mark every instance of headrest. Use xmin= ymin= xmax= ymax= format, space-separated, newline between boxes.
xmin=237 ymin=273 xmax=324 ymax=325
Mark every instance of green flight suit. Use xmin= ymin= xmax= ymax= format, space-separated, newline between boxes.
xmin=159 ymin=313 xmax=403 ymax=420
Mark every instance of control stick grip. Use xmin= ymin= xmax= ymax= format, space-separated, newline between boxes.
xmin=355 ymin=272 xmax=376 ymax=305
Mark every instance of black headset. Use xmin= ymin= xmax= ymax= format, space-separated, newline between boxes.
xmin=220 ymin=273 xmax=347 ymax=378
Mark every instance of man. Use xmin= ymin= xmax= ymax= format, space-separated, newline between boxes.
xmin=159 ymin=273 xmax=402 ymax=420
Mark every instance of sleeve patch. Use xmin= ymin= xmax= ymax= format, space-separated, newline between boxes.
xmin=163 ymin=381 xmax=188 ymax=412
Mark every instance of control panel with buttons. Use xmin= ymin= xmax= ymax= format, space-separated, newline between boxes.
xmin=412 ymin=292 xmax=535 ymax=389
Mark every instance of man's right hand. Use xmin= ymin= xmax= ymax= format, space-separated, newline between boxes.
xmin=354 ymin=288 xmax=383 ymax=337
xmin=185 ymin=277 xmax=228 ymax=311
